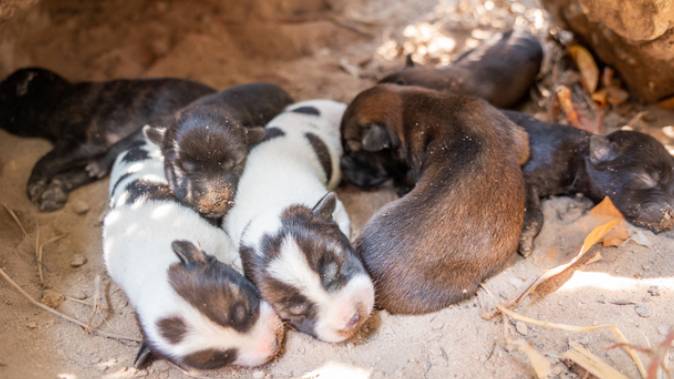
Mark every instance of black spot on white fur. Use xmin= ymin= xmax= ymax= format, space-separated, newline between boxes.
xmin=305 ymin=132 xmax=333 ymax=183
xmin=121 ymin=141 xmax=149 ymax=163
xmin=111 ymin=172 xmax=132 ymax=198
xmin=123 ymin=180 xmax=174 ymax=205
xmin=291 ymin=106 xmax=320 ymax=116
xmin=257 ymin=127 xmax=285 ymax=145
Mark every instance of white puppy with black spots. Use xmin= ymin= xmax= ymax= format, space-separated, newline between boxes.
xmin=225 ymin=100 xmax=375 ymax=343
xmin=103 ymin=130 xmax=284 ymax=370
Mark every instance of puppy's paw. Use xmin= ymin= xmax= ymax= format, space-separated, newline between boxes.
xmin=37 ymin=180 xmax=68 ymax=212
xmin=27 ymin=178 xmax=49 ymax=204
xmin=85 ymin=160 xmax=108 ymax=179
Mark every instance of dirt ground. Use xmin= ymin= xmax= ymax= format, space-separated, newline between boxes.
xmin=0 ymin=1 xmax=672 ymax=378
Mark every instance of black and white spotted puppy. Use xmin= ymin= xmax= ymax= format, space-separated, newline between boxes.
xmin=103 ymin=130 xmax=284 ymax=369
xmin=224 ymin=100 xmax=375 ymax=343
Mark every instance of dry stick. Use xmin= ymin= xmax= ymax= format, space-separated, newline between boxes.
xmin=36 ymin=232 xmax=67 ymax=286
xmin=0 ymin=266 xmax=140 ymax=343
xmin=2 ymin=203 xmax=27 ymax=237
xmin=497 ymin=306 xmax=647 ymax=378
xmin=86 ymin=274 xmax=102 ymax=331
xmin=66 ymin=296 xmax=95 ymax=307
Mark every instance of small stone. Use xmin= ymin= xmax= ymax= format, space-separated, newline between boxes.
xmin=72 ymin=200 xmax=89 ymax=215
xmin=70 ymin=254 xmax=88 ymax=267
xmin=41 ymin=289 xmax=65 ymax=308
xmin=515 ymin=321 xmax=528 ymax=336
xmin=647 ymin=286 xmax=660 ymax=296
xmin=26 ymin=321 xmax=37 ymax=329
xmin=252 ymin=370 xmax=265 ymax=379
xmin=657 ymin=325 xmax=670 ymax=336
xmin=73 ymin=290 xmax=88 ymax=300
xmin=635 ymin=304 xmax=652 ymax=318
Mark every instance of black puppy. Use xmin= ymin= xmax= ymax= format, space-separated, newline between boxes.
xmin=0 ymin=67 xmax=214 ymax=211
xmin=380 ymin=29 xmax=543 ymax=108
xmin=505 ymin=111 xmax=674 ymax=255
xmin=140 ymin=83 xmax=294 ymax=218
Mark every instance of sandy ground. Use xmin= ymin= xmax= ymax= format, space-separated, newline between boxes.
xmin=0 ymin=1 xmax=673 ymax=378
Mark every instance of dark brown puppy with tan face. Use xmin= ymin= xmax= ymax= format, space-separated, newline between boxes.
xmin=341 ymin=84 xmax=529 ymax=314
xmin=142 ymin=84 xmax=293 ymax=218
xmin=380 ymin=29 xmax=543 ymax=109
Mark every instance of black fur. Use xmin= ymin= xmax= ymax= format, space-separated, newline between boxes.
xmin=291 ymin=106 xmax=321 ymax=116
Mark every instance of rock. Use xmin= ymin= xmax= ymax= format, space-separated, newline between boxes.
xmin=25 ymin=321 xmax=37 ymax=329
xmin=647 ymin=286 xmax=660 ymax=296
xmin=541 ymin=0 xmax=674 ymax=101
xmin=71 ymin=200 xmax=89 ymax=215
xmin=41 ymin=289 xmax=65 ymax=308
xmin=634 ymin=304 xmax=652 ymax=318
xmin=70 ymin=254 xmax=87 ymax=267
xmin=657 ymin=325 xmax=670 ymax=336
xmin=515 ymin=321 xmax=529 ymax=336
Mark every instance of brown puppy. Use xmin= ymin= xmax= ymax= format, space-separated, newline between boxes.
xmin=379 ymin=29 xmax=543 ymax=108
xmin=341 ymin=84 xmax=529 ymax=314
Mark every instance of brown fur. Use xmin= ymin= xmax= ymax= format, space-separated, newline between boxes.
xmin=156 ymin=316 xmax=188 ymax=344
xmin=342 ymin=84 xmax=528 ymax=314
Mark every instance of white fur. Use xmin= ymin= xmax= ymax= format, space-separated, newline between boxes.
xmin=103 ymin=138 xmax=282 ymax=367
xmin=224 ymin=100 xmax=374 ymax=342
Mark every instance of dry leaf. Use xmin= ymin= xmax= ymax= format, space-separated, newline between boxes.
xmin=589 ymin=197 xmax=629 ymax=247
xmin=512 ymin=339 xmax=552 ymax=379
xmin=592 ymin=89 xmax=608 ymax=107
xmin=568 ymin=44 xmax=599 ymax=94
xmin=602 ymin=67 xmax=615 ymax=88
xmin=557 ymin=86 xmax=582 ymax=129
xmin=605 ymin=87 xmax=629 ymax=106
xmin=564 ymin=342 xmax=629 ymax=379
xmin=657 ymin=96 xmax=674 ymax=110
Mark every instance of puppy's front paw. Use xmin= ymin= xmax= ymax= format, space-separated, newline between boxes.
xmin=85 ymin=160 xmax=108 ymax=179
xmin=37 ymin=180 xmax=68 ymax=212
xmin=27 ymin=178 xmax=49 ymax=204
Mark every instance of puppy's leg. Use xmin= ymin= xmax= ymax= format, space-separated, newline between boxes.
xmin=35 ymin=169 xmax=98 ymax=212
xmin=85 ymin=130 xmax=144 ymax=179
xmin=519 ymin=184 xmax=543 ymax=257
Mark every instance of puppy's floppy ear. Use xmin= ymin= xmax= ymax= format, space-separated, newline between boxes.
xmin=312 ymin=192 xmax=337 ymax=221
xmin=362 ymin=123 xmax=391 ymax=152
xmin=405 ymin=54 xmax=415 ymax=67
xmin=143 ymin=124 xmax=167 ymax=146
xmin=171 ymin=240 xmax=208 ymax=266
xmin=245 ymin=127 xmax=266 ymax=145
xmin=589 ymin=135 xmax=618 ymax=165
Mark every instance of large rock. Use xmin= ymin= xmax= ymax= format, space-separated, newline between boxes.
xmin=542 ymin=0 xmax=674 ymax=102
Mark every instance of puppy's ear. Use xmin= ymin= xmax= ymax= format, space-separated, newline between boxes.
xmin=171 ymin=240 xmax=208 ymax=266
xmin=362 ymin=123 xmax=391 ymax=152
xmin=245 ymin=127 xmax=266 ymax=145
xmin=143 ymin=124 xmax=167 ymax=146
xmin=312 ymin=192 xmax=337 ymax=221
xmin=589 ymin=135 xmax=618 ymax=165
xmin=405 ymin=54 xmax=415 ymax=67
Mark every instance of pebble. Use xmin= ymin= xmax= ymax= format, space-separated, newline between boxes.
xmin=515 ymin=321 xmax=528 ymax=336
xmin=41 ymin=289 xmax=65 ymax=308
xmin=73 ymin=290 xmax=88 ymax=300
xmin=647 ymin=286 xmax=660 ymax=297
xmin=70 ymin=254 xmax=88 ymax=267
xmin=25 ymin=321 xmax=37 ymax=329
xmin=635 ymin=304 xmax=652 ymax=318
xmin=252 ymin=370 xmax=265 ymax=379
xmin=657 ymin=325 xmax=670 ymax=336
xmin=72 ymin=200 xmax=90 ymax=215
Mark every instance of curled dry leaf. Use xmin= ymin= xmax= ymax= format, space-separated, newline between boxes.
xmin=564 ymin=342 xmax=629 ymax=379
xmin=657 ymin=96 xmax=674 ymax=110
xmin=511 ymin=339 xmax=552 ymax=379
xmin=567 ymin=44 xmax=599 ymax=94
xmin=589 ymin=197 xmax=630 ymax=247
xmin=557 ymin=86 xmax=582 ymax=129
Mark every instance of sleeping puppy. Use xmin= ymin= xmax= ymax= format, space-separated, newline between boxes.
xmin=0 ymin=67 xmax=214 ymax=211
xmin=225 ymin=100 xmax=375 ymax=342
xmin=138 ymin=83 xmax=294 ymax=218
xmin=380 ymin=29 xmax=543 ymax=108
xmin=341 ymin=84 xmax=529 ymax=314
xmin=103 ymin=135 xmax=284 ymax=370
xmin=504 ymin=111 xmax=674 ymax=255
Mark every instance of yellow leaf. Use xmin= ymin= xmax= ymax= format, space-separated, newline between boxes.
xmin=590 ymin=197 xmax=624 ymax=220
xmin=568 ymin=44 xmax=599 ymax=93
xmin=564 ymin=342 xmax=629 ymax=379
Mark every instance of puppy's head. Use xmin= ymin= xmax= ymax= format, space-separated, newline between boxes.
xmin=0 ymin=67 xmax=70 ymax=136
xmin=340 ymin=85 xmax=410 ymax=189
xmin=144 ymin=106 xmax=265 ymax=218
xmin=141 ymin=240 xmax=284 ymax=369
xmin=242 ymin=193 xmax=374 ymax=343
xmin=586 ymin=131 xmax=674 ymax=232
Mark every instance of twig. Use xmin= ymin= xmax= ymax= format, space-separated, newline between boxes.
xmin=86 ymin=274 xmax=103 ymax=331
xmin=0 ymin=265 xmax=140 ymax=343
xmin=65 ymin=296 xmax=94 ymax=307
xmin=497 ymin=306 xmax=647 ymax=378
xmin=2 ymin=203 xmax=27 ymax=237
xmin=35 ymin=231 xmax=67 ymax=286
